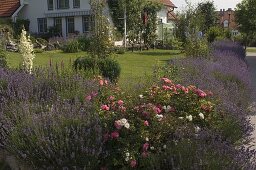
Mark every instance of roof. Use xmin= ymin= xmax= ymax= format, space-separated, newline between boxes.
xmin=0 ymin=0 xmax=20 ymax=17
xmin=160 ymin=0 xmax=177 ymax=8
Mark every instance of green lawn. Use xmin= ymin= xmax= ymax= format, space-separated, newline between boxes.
xmin=6 ymin=49 xmax=182 ymax=85
xmin=247 ymin=47 xmax=256 ymax=53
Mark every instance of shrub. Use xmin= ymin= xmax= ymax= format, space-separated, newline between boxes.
xmin=207 ymin=26 xmax=224 ymax=43
xmin=73 ymin=57 xmax=98 ymax=74
xmin=184 ymin=38 xmax=209 ymax=58
xmin=0 ymin=49 xmax=7 ymax=68
xmin=6 ymin=100 xmax=102 ymax=169
xmin=98 ymin=58 xmax=121 ymax=82
xmin=61 ymin=40 xmax=80 ymax=53
xmin=77 ymin=36 xmax=91 ymax=51
xmin=112 ymin=47 xmax=126 ymax=54
xmin=73 ymin=57 xmax=121 ymax=82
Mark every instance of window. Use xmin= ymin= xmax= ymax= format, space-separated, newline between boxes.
xmin=223 ymin=20 xmax=229 ymax=28
xmin=73 ymin=0 xmax=80 ymax=8
xmin=48 ymin=0 xmax=54 ymax=10
xmin=83 ymin=16 xmax=91 ymax=32
xmin=54 ymin=18 xmax=62 ymax=35
xmin=66 ymin=17 xmax=75 ymax=34
xmin=57 ymin=0 xmax=69 ymax=9
xmin=38 ymin=18 xmax=47 ymax=33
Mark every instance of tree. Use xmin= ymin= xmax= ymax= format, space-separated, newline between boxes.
xmin=88 ymin=0 xmax=113 ymax=59
xmin=196 ymin=1 xmax=217 ymax=34
xmin=235 ymin=0 xmax=256 ymax=48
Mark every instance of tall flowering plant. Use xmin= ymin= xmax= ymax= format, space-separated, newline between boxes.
xmin=18 ymin=28 xmax=35 ymax=74
xmin=86 ymin=77 xmax=217 ymax=169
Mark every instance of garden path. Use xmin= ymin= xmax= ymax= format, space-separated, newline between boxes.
xmin=246 ymin=52 xmax=256 ymax=149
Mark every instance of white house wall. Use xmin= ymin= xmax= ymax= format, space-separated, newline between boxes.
xmin=16 ymin=0 xmax=91 ymax=36
xmin=157 ymin=8 xmax=168 ymax=24
xmin=18 ymin=0 xmax=48 ymax=33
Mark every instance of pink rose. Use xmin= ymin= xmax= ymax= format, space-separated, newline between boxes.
xmin=130 ymin=160 xmax=137 ymax=168
xmin=114 ymin=120 xmax=122 ymax=129
xmin=85 ymin=95 xmax=92 ymax=101
xmin=162 ymin=85 xmax=171 ymax=90
xmin=99 ymin=80 xmax=104 ymax=86
xmin=162 ymin=78 xmax=172 ymax=84
xmin=101 ymin=105 xmax=110 ymax=111
xmin=143 ymin=143 xmax=149 ymax=151
xmin=142 ymin=152 xmax=149 ymax=158
xmin=118 ymin=100 xmax=124 ymax=106
xmin=176 ymin=84 xmax=182 ymax=89
xmin=91 ymin=91 xmax=98 ymax=97
xmin=197 ymin=89 xmax=207 ymax=98
xmin=144 ymin=120 xmax=149 ymax=126
xmin=120 ymin=106 xmax=126 ymax=112
xmin=153 ymin=107 xmax=162 ymax=114
xmin=142 ymin=111 xmax=149 ymax=118
xmin=111 ymin=131 xmax=119 ymax=139
xmin=108 ymin=96 xmax=115 ymax=101
xmin=104 ymin=80 xmax=108 ymax=85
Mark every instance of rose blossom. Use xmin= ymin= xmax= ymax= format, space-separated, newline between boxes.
xmin=144 ymin=120 xmax=149 ymax=126
xmin=124 ymin=123 xmax=130 ymax=129
xmin=162 ymin=78 xmax=172 ymax=84
xmin=143 ymin=143 xmax=150 ymax=151
xmin=111 ymin=131 xmax=119 ymax=139
xmin=196 ymin=89 xmax=207 ymax=98
xmin=199 ymin=113 xmax=205 ymax=120
xmin=130 ymin=160 xmax=137 ymax=168
xmin=118 ymin=100 xmax=124 ymax=106
xmin=142 ymin=152 xmax=149 ymax=158
xmin=108 ymin=96 xmax=115 ymax=101
xmin=120 ymin=118 xmax=128 ymax=126
xmin=114 ymin=120 xmax=122 ymax=129
xmin=153 ymin=107 xmax=162 ymax=114
xmin=85 ymin=95 xmax=92 ymax=101
xmin=186 ymin=115 xmax=193 ymax=122
xmin=99 ymin=79 xmax=104 ymax=86
xmin=101 ymin=105 xmax=110 ymax=111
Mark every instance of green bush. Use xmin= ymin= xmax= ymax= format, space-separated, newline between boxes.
xmin=166 ymin=38 xmax=183 ymax=50
xmin=0 ymin=49 xmax=7 ymax=68
xmin=112 ymin=47 xmax=126 ymax=54
xmin=62 ymin=40 xmax=80 ymax=53
xmin=98 ymin=58 xmax=121 ymax=82
xmin=207 ymin=26 xmax=224 ymax=43
xmin=73 ymin=57 xmax=98 ymax=73
xmin=77 ymin=36 xmax=91 ymax=51
xmin=185 ymin=38 xmax=209 ymax=58
xmin=73 ymin=57 xmax=121 ymax=82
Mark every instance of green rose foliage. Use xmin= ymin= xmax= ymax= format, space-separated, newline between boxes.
xmin=87 ymin=77 xmax=218 ymax=169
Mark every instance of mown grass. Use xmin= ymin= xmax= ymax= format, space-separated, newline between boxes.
xmin=6 ymin=49 xmax=182 ymax=86
xmin=247 ymin=47 xmax=256 ymax=53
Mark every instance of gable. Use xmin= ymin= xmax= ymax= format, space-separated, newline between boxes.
xmin=0 ymin=0 xmax=20 ymax=17
xmin=160 ymin=0 xmax=177 ymax=8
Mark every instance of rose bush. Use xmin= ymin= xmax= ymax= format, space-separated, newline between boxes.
xmin=86 ymin=77 xmax=218 ymax=169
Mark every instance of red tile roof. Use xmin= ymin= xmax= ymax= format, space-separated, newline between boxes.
xmin=0 ymin=0 xmax=20 ymax=17
xmin=160 ymin=0 xmax=177 ymax=8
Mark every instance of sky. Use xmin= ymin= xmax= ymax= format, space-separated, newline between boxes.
xmin=172 ymin=0 xmax=243 ymax=11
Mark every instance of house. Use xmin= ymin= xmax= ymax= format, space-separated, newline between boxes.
xmin=0 ymin=0 xmax=177 ymax=39
xmin=217 ymin=8 xmax=239 ymax=36
xmin=156 ymin=0 xmax=177 ymax=41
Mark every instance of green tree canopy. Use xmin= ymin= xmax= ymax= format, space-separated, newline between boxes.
xmin=235 ymin=0 xmax=256 ymax=47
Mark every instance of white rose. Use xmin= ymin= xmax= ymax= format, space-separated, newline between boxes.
xmin=145 ymin=137 xmax=149 ymax=141
xmin=139 ymin=95 xmax=144 ymax=99
xmin=125 ymin=152 xmax=130 ymax=157
xmin=199 ymin=113 xmax=204 ymax=120
xmin=156 ymin=114 xmax=163 ymax=119
xmin=150 ymin=146 xmax=155 ymax=150
xmin=124 ymin=123 xmax=130 ymax=129
xmin=186 ymin=115 xmax=193 ymax=122
xmin=120 ymin=118 xmax=127 ymax=126
xmin=162 ymin=106 xmax=167 ymax=110
xmin=178 ymin=117 xmax=184 ymax=120
xmin=125 ymin=157 xmax=129 ymax=162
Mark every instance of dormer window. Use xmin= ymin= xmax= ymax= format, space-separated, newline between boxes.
xmin=73 ymin=0 xmax=80 ymax=8
xmin=57 ymin=0 xmax=69 ymax=9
